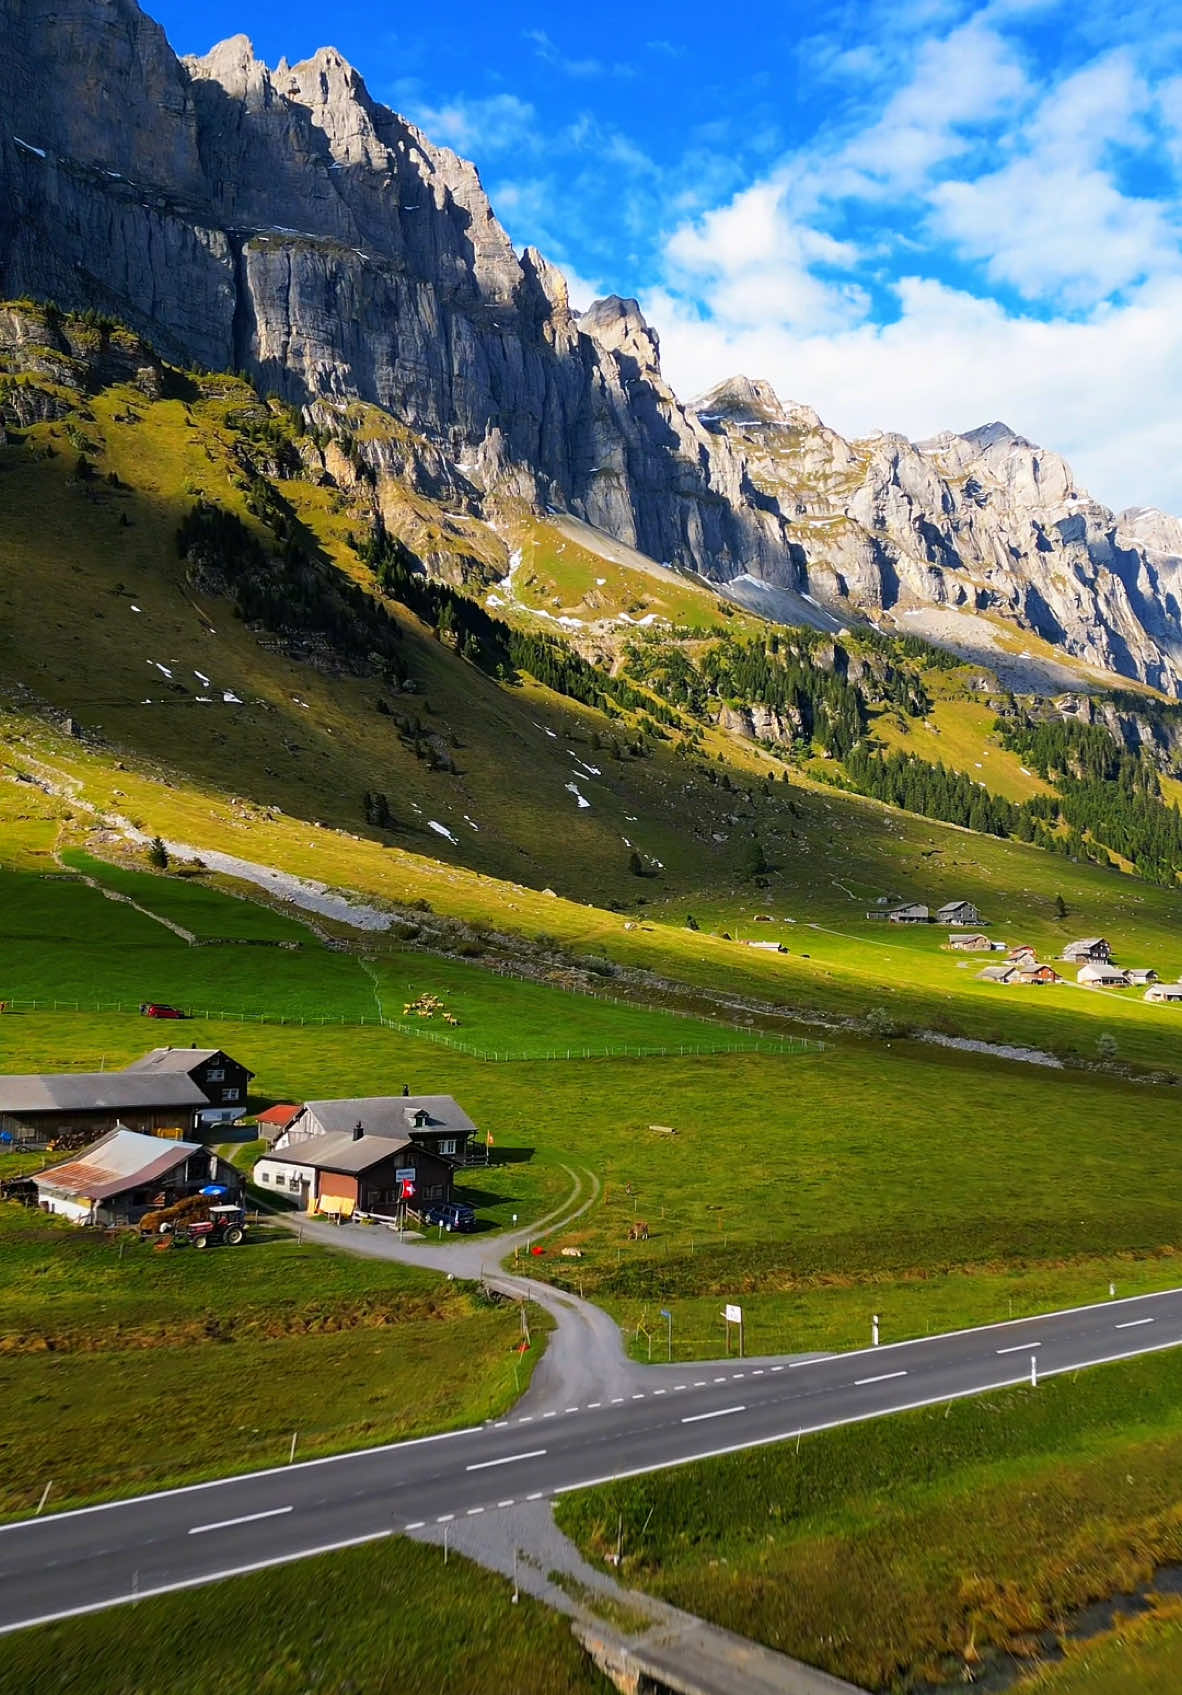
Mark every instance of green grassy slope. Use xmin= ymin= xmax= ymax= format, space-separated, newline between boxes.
xmin=0 ymin=1537 xmax=609 ymax=1695
xmin=557 ymin=1347 xmax=1182 ymax=1691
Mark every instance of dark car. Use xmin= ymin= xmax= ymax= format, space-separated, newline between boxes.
xmin=141 ymin=1002 xmax=185 ymax=1019
xmin=421 ymin=1201 xmax=476 ymax=1233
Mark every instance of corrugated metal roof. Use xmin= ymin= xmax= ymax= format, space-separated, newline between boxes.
xmin=0 ymin=1072 xmax=209 ymax=1114
xmin=271 ymin=1132 xmax=409 ymax=1174
xmin=35 ymin=1127 xmax=201 ymax=1200
xmin=297 ymin=1095 xmax=478 ymax=1142
xmin=256 ymin=1103 xmax=302 ymax=1126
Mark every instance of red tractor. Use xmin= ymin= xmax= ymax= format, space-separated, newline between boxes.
xmin=178 ymin=1205 xmax=247 ymax=1248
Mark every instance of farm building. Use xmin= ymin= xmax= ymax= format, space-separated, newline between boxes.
xmin=274 ymin=1095 xmax=479 ymax=1166
xmin=977 ymin=964 xmax=1018 ymax=985
xmin=1124 ymin=969 xmax=1160 ymax=986
xmin=124 ymin=1047 xmax=254 ymax=1127
xmin=1016 ymin=965 xmax=1061 ymax=985
xmin=1077 ymin=962 xmax=1130 ymax=987
xmin=255 ymin=1103 xmax=303 ymax=1147
xmin=1145 ymin=983 xmax=1182 ymax=1003
xmin=1062 ymin=938 xmax=1112 ymax=963
xmin=1007 ymin=946 xmax=1039 ymax=967
xmin=32 ymin=1126 xmax=242 ymax=1225
xmin=888 ymin=903 xmax=930 ymax=924
xmin=948 ymin=933 xmax=994 ymax=952
xmin=0 ymin=1071 xmax=209 ymax=1148
xmin=255 ymin=1129 xmax=455 ymax=1219
xmin=936 ymin=900 xmax=982 ymax=925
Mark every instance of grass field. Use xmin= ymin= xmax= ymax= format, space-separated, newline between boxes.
xmin=1015 ymin=1602 xmax=1182 ymax=1695
xmin=557 ymin=1346 xmax=1182 ymax=1691
xmin=0 ymin=1203 xmax=546 ymax=1518
xmin=0 ymin=1536 xmax=609 ymax=1695
xmin=12 ymin=720 xmax=1182 ymax=1074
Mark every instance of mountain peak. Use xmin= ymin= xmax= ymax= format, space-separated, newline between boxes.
xmin=691 ymin=375 xmax=788 ymax=426
xmin=578 ymin=296 xmax=661 ymax=370
xmin=959 ymin=421 xmax=1032 ymax=453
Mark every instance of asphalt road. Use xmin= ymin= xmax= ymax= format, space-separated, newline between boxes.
xmin=4 ymin=1285 xmax=1182 ymax=1636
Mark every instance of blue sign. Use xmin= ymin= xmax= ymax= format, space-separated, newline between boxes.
xmin=200 ymin=1184 xmax=228 ymax=1196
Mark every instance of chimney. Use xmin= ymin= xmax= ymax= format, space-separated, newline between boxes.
xmin=352 ymin=1121 xmax=365 ymax=1142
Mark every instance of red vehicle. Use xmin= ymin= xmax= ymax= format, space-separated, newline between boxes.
xmin=178 ymin=1206 xmax=247 ymax=1248
xmin=141 ymin=1002 xmax=185 ymax=1019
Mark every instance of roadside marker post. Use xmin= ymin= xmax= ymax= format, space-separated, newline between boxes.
xmin=1030 ymin=1354 xmax=1038 ymax=1387
xmin=872 ymin=1314 xmax=880 ymax=1348
xmin=660 ymin=1307 xmax=672 ymax=1362
xmin=35 ymin=1481 xmax=52 ymax=1515
xmin=289 ymin=1431 xmax=298 ymax=1464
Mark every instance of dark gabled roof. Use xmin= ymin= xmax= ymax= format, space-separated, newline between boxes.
xmin=295 ymin=1095 xmax=478 ymax=1142
xmin=125 ymin=1047 xmax=255 ymax=1080
xmin=267 ymin=1132 xmax=411 ymax=1174
xmin=0 ymin=1072 xmax=208 ymax=1116
xmin=35 ymin=1126 xmax=201 ymax=1200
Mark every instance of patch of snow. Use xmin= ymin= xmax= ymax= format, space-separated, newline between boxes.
xmin=557 ymin=615 xmax=585 ymax=629
xmin=194 ymin=670 xmax=210 ymax=685
xmin=617 ymin=611 xmax=658 ymax=627
xmin=596 ymin=577 xmax=606 ymax=586
xmin=486 ymin=593 xmax=506 ymax=607
xmin=565 ymin=782 xmax=591 ymax=809
xmin=223 ymin=691 xmax=243 ymax=704
xmin=13 ymin=136 xmax=46 ymax=158
xmin=130 ymin=605 xmax=142 ymax=614
xmin=148 ymin=661 xmax=173 ymax=678
xmin=573 ymin=758 xmax=601 ymax=776
xmin=463 ymin=815 xmax=479 ymax=832
xmin=428 ymin=820 xmax=458 ymax=844
xmin=195 ymin=695 xmax=212 ymax=702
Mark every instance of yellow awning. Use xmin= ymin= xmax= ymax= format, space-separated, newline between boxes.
xmin=316 ymin=1195 xmax=355 ymax=1217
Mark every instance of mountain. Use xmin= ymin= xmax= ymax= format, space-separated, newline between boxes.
xmin=693 ymin=380 xmax=1182 ymax=695
xmin=1 ymin=0 xmax=1180 ymax=694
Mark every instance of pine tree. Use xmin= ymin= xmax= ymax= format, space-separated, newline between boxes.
xmin=147 ymin=835 xmax=169 ymax=870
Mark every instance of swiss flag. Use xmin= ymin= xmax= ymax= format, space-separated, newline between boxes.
xmin=399 ymin=1179 xmax=416 ymax=1199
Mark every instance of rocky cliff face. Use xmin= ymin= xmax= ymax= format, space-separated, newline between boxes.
xmin=694 ymin=379 xmax=1182 ymax=695
xmin=0 ymin=0 xmax=794 ymax=587
xmin=1 ymin=0 xmax=1179 ymax=694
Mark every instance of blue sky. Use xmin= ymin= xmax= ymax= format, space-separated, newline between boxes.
xmin=157 ymin=0 xmax=1182 ymax=509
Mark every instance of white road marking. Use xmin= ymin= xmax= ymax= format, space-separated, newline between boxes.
xmin=497 ymin=1500 xmax=515 ymax=1508
xmin=525 ymin=1491 xmax=544 ymax=1500
xmin=854 ymin=1371 xmax=908 ymax=1386
xmin=493 ymin=1421 xmax=508 ymax=1429
xmin=713 ymin=1377 xmax=727 ymax=1384
xmin=632 ymin=1393 xmax=645 ymax=1400
xmin=564 ymin=1407 xmax=579 ymax=1414
xmin=997 ymin=1342 xmax=1041 ymax=1355
xmin=653 ymin=1389 xmax=667 ymax=1396
xmin=543 ymin=1411 xmax=557 ymax=1419
xmin=682 ymin=1405 xmax=746 ymax=1424
xmin=771 ymin=1365 xmax=784 ymax=1372
xmin=436 ymin=1514 xmax=454 ymax=1523
xmin=1116 ymin=1317 xmax=1155 ymax=1329
xmin=752 ymin=1369 xmax=764 ymax=1376
xmin=587 ymin=1402 xmax=601 ymax=1410
xmin=518 ymin=1416 xmax=534 ymax=1423
xmin=694 ymin=1381 xmax=707 ymax=1387
xmin=673 ymin=1384 xmax=687 ymax=1392
xmin=404 ymin=1520 xmax=425 ymax=1530
xmin=732 ymin=1373 xmax=745 ymax=1380
xmin=611 ymin=1397 xmax=624 ymax=1404
xmin=466 ymin=1449 xmax=547 ymax=1472
xmin=467 ymin=1507 xmax=484 ymax=1515
xmin=188 ymin=1506 xmax=292 ymax=1536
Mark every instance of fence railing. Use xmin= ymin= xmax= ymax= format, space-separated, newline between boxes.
xmin=0 ymin=995 xmax=824 ymax=1065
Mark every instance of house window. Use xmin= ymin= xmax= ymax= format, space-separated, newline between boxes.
xmin=206 ymin=1068 xmax=225 ymax=1082
xmin=438 ymin=1138 xmax=457 ymax=1155
xmin=224 ymin=1088 xmax=241 ymax=1102
xmin=425 ymin=1183 xmax=444 ymax=1200
xmin=259 ymin=1170 xmax=271 ymax=1183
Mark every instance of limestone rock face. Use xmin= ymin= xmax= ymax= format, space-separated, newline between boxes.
xmin=1 ymin=0 xmax=1179 ymax=692
xmin=695 ymin=385 xmax=1182 ymax=694
xmin=0 ymin=0 xmax=794 ymax=589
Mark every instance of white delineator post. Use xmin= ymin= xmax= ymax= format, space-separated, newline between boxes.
xmin=1030 ymin=1353 xmax=1038 ymax=1387
xmin=872 ymin=1314 xmax=880 ymax=1347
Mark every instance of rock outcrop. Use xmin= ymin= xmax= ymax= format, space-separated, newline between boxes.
xmin=694 ymin=381 xmax=1182 ymax=694
xmin=1 ymin=0 xmax=1180 ymax=692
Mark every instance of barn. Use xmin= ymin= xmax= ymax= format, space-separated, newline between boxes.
xmin=0 ymin=1072 xmax=209 ymax=1149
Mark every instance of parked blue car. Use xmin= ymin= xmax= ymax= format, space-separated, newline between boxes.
xmin=421 ymin=1201 xmax=476 ymax=1233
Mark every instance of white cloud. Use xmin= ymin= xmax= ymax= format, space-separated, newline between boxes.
xmin=406 ymin=92 xmax=537 ymax=154
xmin=649 ymin=272 xmax=1182 ymax=511
xmin=523 ymin=29 xmax=635 ymax=79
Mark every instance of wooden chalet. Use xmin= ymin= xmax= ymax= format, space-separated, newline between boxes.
xmin=936 ymin=900 xmax=982 ymax=926
xmin=1061 ymin=937 xmax=1112 ymax=963
xmin=124 ymin=1047 xmax=254 ymax=1126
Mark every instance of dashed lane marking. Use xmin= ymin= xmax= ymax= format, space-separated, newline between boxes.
xmin=466 ymin=1450 xmax=547 ymax=1473
xmin=189 ymin=1506 xmax=291 ymax=1536
xmin=997 ymin=1342 xmax=1040 ymax=1354
xmin=682 ymin=1405 xmax=746 ymax=1424
xmin=1116 ymin=1317 xmax=1155 ymax=1329
xmin=854 ymin=1371 xmax=908 ymax=1386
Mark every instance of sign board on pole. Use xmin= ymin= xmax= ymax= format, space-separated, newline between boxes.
xmin=395 ymin=1167 xmax=416 ymax=1181
xmin=724 ymin=1303 xmax=743 ymax=1325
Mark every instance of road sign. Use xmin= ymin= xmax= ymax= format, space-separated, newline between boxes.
xmin=395 ymin=1167 xmax=416 ymax=1181
xmin=724 ymin=1303 xmax=743 ymax=1324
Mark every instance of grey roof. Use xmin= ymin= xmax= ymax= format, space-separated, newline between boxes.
xmin=1146 ymin=983 xmax=1182 ymax=999
xmin=268 ymin=1132 xmax=410 ymax=1174
xmin=1063 ymin=937 xmax=1108 ymax=954
xmin=977 ymin=965 xmax=1015 ymax=982
xmin=295 ymin=1095 xmax=478 ymax=1142
xmin=125 ymin=1047 xmax=254 ymax=1079
xmin=1077 ymin=962 xmax=1128 ymax=981
xmin=35 ymin=1126 xmax=201 ymax=1200
xmin=936 ymin=900 xmax=977 ymax=915
xmin=0 ymin=1071 xmax=208 ymax=1116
